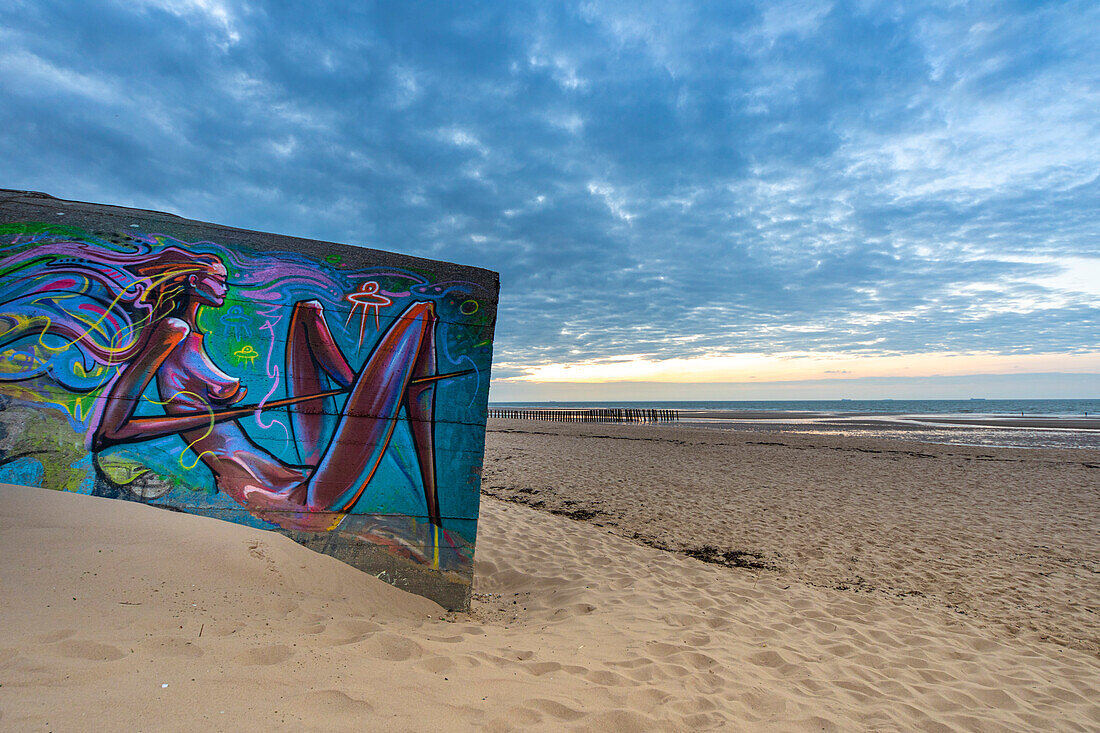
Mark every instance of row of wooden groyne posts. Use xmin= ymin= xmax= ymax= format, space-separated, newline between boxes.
xmin=487 ymin=407 xmax=680 ymax=423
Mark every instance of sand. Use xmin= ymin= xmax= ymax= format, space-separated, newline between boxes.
xmin=2 ymin=420 xmax=1099 ymax=730
xmin=484 ymin=421 xmax=1100 ymax=655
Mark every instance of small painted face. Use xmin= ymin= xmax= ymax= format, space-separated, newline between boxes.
xmin=189 ymin=263 xmax=229 ymax=307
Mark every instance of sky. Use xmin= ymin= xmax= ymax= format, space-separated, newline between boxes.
xmin=1 ymin=0 xmax=1097 ymax=401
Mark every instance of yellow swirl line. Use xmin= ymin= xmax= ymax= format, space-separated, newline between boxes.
xmin=142 ymin=390 xmax=216 ymax=470
xmin=34 ymin=268 xmax=198 ymax=356
xmin=34 ymin=278 xmax=146 ymax=354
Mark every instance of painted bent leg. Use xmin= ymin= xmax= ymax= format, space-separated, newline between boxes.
xmin=404 ymin=317 xmax=440 ymax=526
xmin=285 ymin=300 xmax=355 ymax=465
xmin=303 ymin=301 xmax=441 ymax=520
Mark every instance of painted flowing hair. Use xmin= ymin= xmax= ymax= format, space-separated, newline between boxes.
xmin=0 ymin=230 xmax=223 ymax=394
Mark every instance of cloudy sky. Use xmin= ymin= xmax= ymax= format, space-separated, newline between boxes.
xmin=2 ymin=1 xmax=1097 ymax=400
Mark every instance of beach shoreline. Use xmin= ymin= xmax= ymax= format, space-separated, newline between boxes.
xmin=676 ymin=409 xmax=1100 ymax=431
xmin=676 ymin=415 xmax=1100 ymax=449
xmin=489 ymin=403 xmax=1100 ymax=448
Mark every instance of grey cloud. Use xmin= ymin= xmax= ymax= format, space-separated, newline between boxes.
xmin=1 ymin=0 xmax=1097 ymax=381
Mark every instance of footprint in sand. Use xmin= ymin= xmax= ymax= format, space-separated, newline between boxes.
xmin=587 ymin=710 xmax=662 ymax=730
xmin=748 ymin=648 xmax=798 ymax=672
xmin=548 ymin=602 xmax=597 ymax=621
xmin=295 ymin=622 xmax=327 ymax=635
xmin=524 ymin=698 xmax=586 ymax=722
xmin=324 ymin=618 xmax=383 ymax=646
xmin=416 ymin=656 xmax=455 ymax=674
xmin=358 ymin=631 xmax=424 ymax=662
xmin=237 ymin=644 xmax=294 ymax=665
xmin=246 ymin=538 xmax=278 ymax=574
xmin=675 ymin=650 xmax=721 ymax=671
xmin=581 ymin=669 xmax=632 ymax=686
xmin=55 ymin=640 xmax=126 ymax=661
xmin=138 ymin=638 xmax=203 ymax=658
xmin=523 ymin=661 xmax=562 ymax=677
xmin=290 ymin=689 xmax=374 ymax=717
xmin=644 ymin=640 xmax=683 ymax=657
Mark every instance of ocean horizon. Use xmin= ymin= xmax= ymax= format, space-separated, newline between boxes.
xmin=488 ymin=398 xmax=1098 ymax=417
xmin=487 ymin=399 xmax=1100 ymax=448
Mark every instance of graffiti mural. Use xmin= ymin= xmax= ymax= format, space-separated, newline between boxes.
xmin=0 ymin=191 xmax=497 ymax=609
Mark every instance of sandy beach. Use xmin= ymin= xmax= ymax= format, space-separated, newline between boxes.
xmin=484 ymin=420 xmax=1100 ymax=655
xmin=3 ymin=420 xmax=1099 ymax=730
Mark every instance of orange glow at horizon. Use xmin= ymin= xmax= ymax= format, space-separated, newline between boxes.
xmin=503 ymin=351 xmax=1100 ymax=384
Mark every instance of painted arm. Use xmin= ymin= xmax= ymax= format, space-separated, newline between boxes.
xmin=88 ymin=317 xmax=355 ymax=451
xmin=88 ymin=312 xmax=470 ymax=452
xmin=88 ymin=318 xmax=228 ymax=451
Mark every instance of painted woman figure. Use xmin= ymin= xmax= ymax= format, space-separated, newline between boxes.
xmin=0 ymin=239 xmax=451 ymax=530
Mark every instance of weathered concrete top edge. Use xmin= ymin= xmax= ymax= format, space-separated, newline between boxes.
xmin=0 ymin=189 xmax=500 ymax=299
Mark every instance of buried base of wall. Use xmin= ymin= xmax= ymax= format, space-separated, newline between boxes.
xmin=287 ymin=526 xmax=473 ymax=611
xmin=147 ymin=502 xmax=476 ymax=612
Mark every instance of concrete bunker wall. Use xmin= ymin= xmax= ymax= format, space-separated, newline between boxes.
xmin=0 ymin=190 xmax=498 ymax=610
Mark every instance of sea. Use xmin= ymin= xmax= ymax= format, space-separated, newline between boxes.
xmin=488 ymin=399 xmax=1100 ymax=449
xmin=491 ymin=399 xmax=1098 ymax=416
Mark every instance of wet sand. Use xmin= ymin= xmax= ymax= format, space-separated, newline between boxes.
xmin=673 ymin=411 xmax=1100 ymax=449
xmin=678 ymin=410 xmax=1100 ymax=430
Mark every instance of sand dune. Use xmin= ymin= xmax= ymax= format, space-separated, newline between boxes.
xmin=2 ymin=475 xmax=1099 ymax=731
